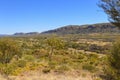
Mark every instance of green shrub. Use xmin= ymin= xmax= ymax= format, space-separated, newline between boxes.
xmin=46 ymin=37 xmax=65 ymax=61
xmin=55 ymin=65 xmax=70 ymax=72
xmin=0 ymin=38 xmax=22 ymax=64
xmin=3 ymin=63 xmax=17 ymax=75
xmin=48 ymin=61 xmax=58 ymax=69
xmin=32 ymin=49 xmax=48 ymax=58
xmin=105 ymin=40 xmax=120 ymax=80
xmin=42 ymin=68 xmax=50 ymax=73
xmin=82 ymin=63 xmax=96 ymax=72
xmin=16 ymin=60 xmax=26 ymax=68
xmin=22 ymin=54 xmax=35 ymax=62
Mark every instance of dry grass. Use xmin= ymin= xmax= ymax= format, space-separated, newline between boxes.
xmin=77 ymin=39 xmax=111 ymax=46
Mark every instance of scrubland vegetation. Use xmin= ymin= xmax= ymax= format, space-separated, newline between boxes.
xmin=0 ymin=33 xmax=119 ymax=80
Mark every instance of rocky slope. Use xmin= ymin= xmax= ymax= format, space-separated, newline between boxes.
xmin=42 ymin=23 xmax=120 ymax=34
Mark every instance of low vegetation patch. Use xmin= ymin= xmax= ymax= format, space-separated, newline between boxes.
xmin=0 ymin=34 xmax=115 ymax=80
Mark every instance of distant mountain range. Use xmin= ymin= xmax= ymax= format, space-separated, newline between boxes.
xmin=41 ymin=23 xmax=120 ymax=34
xmin=1 ymin=23 xmax=119 ymax=37
xmin=13 ymin=32 xmax=40 ymax=36
xmin=0 ymin=34 xmax=8 ymax=37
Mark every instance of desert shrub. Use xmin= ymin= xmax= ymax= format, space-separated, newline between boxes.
xmin=0 ymin=59 xmax=27 ymax=75
xmin=105 ymin=40 xmax=120 ymax=80
xmin=88 ymin=53 xmax=99 ymax=58
xmin=22 ymin=49 xmax=33 ymax=55
xmin=78 ymin=53 xmax=86 ymax=59
xmin=87 ymin=54 xmax=99 ymax=65
xmin=12 ymin=68 xmax=24 ymax=76
xmin=51 ymin=55 xmax=70 ymax=63
xmin=0 ymin=63 xmax=6 ymax=74
xmin=82 ymin=63 xmax=96 ymax=72
xmin=79 ymin=43 xmax=89 ymax=50
xmin=110 ymin=41 xmax=120 ymax=70
xmin=68 ymin=42 xmax=80 ymax=49
xmin=0 ymin=38 xmax=22 ymax=64
xmin=46 ymin=37 xmax=65 ymax=50
xmin=48 ymin=61 xmax=58 ymax=69
xmin=42 ymin=68 xmax=51 ymax=73
xmin=54 ymin=50 xmax=69 ymax=55
xmin=2 ymin=63 xmax=18 ymax=75
xmin=55 ymin=64 xmax=70 ymax=73
xmin=70 ymin=62 xmax=82 ymax=70
xmin=46 ymin=37 xmax=65 ymax=60
xmin=16 ymin=60 xmax=26 ymax=68
xmin=22 ymin=54 xmax=35 ymax=62
xmin=32 ymin=49 xmax=48 ymax=58
xmin=25 ymin=62 xmax=40 ymax=70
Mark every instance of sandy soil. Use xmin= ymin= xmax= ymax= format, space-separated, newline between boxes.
xmin=1 ymin=70 xmax=98 ymax=80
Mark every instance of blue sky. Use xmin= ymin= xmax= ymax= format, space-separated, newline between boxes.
xmin=0 ymin=0 xmax=108 ymax=34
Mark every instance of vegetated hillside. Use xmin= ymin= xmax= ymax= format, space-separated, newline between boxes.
xmin=41 ymin=23 xmax=120 ymax=34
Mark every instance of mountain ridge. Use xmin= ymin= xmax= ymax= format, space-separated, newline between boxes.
xmin=41 ymin=23 xmax=120 ymax=34
xmin=5 ymin=23 xmax=120 ymax=36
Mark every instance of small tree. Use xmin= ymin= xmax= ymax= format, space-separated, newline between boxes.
xmin=99 ymin=0 xmax=120 ymax=28
xmin=46 ymin=37 xmax=65 ymax=61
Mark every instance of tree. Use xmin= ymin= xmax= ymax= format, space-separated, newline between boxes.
xmin=0 ymin=38 xmax=22 ymax=64
xmin=99 ymin=0 xmax=120 ymax=79
xmin=99 ymin=0 xmax=120 ymax=28
xmin=46 ymin=37 xmax=65 ymax=61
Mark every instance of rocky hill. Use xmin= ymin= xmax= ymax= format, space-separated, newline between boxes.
xmin=41 ymin=23 xmax=120 ymax=34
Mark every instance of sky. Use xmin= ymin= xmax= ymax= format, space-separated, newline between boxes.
xmin=0 ymin=0 xmax=108 ymax=34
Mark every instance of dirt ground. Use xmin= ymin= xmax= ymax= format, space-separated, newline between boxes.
xmin=0 ymin=70 xmax=100 ymax=80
